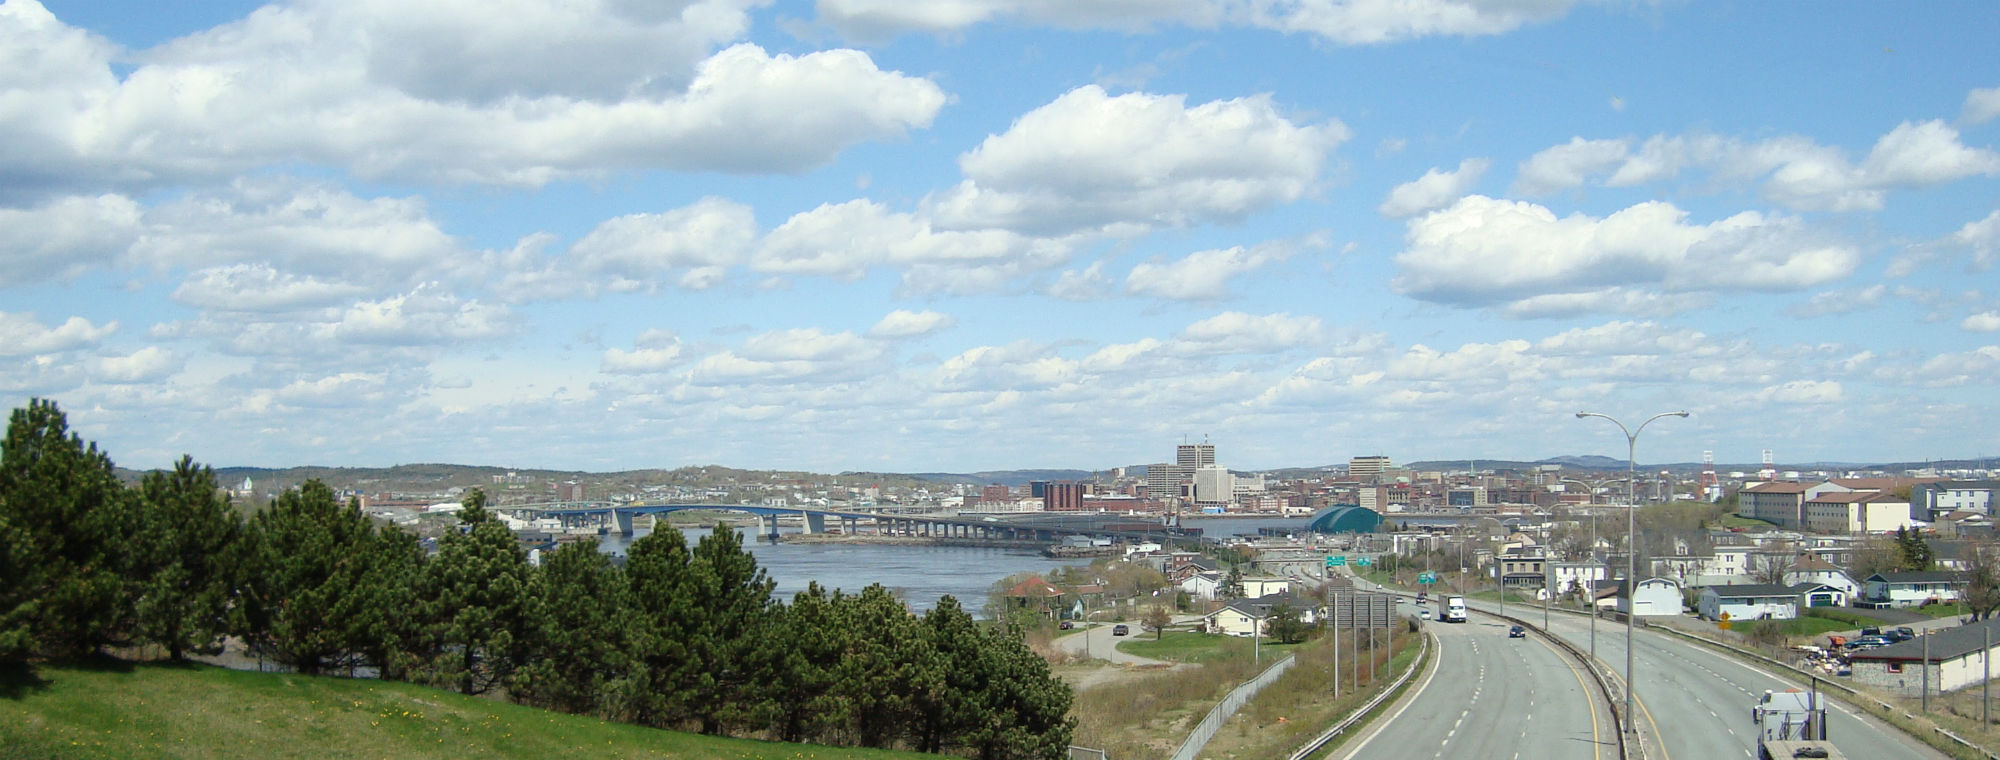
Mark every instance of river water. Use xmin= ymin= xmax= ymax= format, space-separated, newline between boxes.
xmin=590 ymin=515 xmax=1318 ymax=616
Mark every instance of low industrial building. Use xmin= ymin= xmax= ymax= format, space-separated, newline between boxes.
xmin=1617 ymin=577 xmax=1683 ymax=617
xmin=1849 ymin=618 xmax=2000 ymax=696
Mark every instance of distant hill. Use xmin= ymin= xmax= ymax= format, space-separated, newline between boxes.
xmin=897 ymin=469 xmax=1098 ymax=486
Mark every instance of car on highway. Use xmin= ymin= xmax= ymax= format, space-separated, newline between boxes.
xmin=1112 ymin=624 xmax=1130 ymax=636
xmin=1508 ymin=625 xmax=1526 ymax=638
xmin=1420 ymin=609 xmax=1432 ymax=620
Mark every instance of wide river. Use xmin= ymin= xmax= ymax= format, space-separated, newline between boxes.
xmin=592 ymin=515 xmax=1312 ymax=615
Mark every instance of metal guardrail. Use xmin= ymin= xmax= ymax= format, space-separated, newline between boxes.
xmin=1285 ymin=630 xmax=1432 ymax=760
xmin=1168 ymin=654 xmax=1297 ymax=760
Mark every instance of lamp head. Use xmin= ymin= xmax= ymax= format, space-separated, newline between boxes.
xmin=1574 ymin=412 xmax=1588 ymax=418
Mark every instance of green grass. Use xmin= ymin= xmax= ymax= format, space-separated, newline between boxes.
xmin=1718 ymin=514 xmax=1777 ymax=529
xmin=1117 ymin=630 xmax=1305 ymax=665
xmin=1802 ymin=607 xmax=1893 ymax=628
xmin=0 ymin=660 xmax=936 ymax=760
xmin=1732 ymin=615 xmax=1850 ymax=638
xmin=1911 ymin=602 xmax=1972 ymax=619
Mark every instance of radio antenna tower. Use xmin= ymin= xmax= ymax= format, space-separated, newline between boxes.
xmin=1700 ymin=450 xmax=1720 ymax=502
xmin=1759 ymin=449 xmax=1776 ymax=482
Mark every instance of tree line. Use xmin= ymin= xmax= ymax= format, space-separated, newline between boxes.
xmin=0 ymin=399 xmax=1074 ymax=759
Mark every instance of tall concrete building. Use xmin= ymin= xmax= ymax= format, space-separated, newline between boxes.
xmin=1177 ymin=443 xmax=1215 ymax=469
xmin=1350 ymin=455 xmax=1392 ymax=481
xmin=1145 ymin=463 xmax=1182 ymax=499
xmin=1193 ymin=464 xmax=1233 ymax=508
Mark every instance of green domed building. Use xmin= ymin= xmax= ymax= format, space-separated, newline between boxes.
xmin=1307 ymin=505 xmax=1383 ymax=534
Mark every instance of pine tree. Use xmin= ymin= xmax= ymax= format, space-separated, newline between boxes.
xmin=0 ymin=399 xmax=135 ymax=660
xmin=769 ymin=583 xmax=849 ymax=744
xmin=682 ymin=526 xmax=778 ymax=735
xmin=623 ymin=526 xmax=700 ymax=729
xmin=131 ymin=455 xmax=242 ymax=660
xmin=912 ymin=595 xmax=985 ymax=755
xmin=833 ymin=583 xmax=928 ymax=749
xmin=350 ymin=525 xmax=427 ymax=681
xmin=514 ymin=539 xmax=633 ymax=717
xmin=237 ymin=479 xmax=374 ymax=674
xmin=966 ymin=623 xmax=1076 ymax=760
xmin=414 ymin=489 xmax=535 ymax=695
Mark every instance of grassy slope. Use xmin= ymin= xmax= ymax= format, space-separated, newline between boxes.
xmin=0 ymin=661 xmax=935 ymax=760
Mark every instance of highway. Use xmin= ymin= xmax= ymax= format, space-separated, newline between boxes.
xmin=1497 ymin=599 xmax=1947 ymax=760
xmin=1334 ymin=598 xmax=1612 ymax=760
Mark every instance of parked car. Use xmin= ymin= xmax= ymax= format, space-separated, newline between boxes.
xmin=1896 ymin=626 xmax=1918 ymax=638
xmin=1112 ymin=624 xmax=1130 ymax=636
xmin=1859 ymin=627 xmax=1882 ymax=637
xmin=1508 ymin=625 xmax=1526 ymax=639
xmin=1848 ymin=635 xmax=1893 ymax=650
xmin=1059 ymin=620 xmax=1073 ymax=630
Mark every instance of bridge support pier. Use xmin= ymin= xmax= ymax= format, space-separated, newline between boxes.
xmin=614 ymin=510 xmax=635 ymax=536
xmin=801 ymin=511 xmax=825 ymax=534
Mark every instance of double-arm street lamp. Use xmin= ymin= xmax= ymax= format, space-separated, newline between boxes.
xmin=1559 ymin=475 xmax=1625 ymax=661
xmin=1574 ymin=410 xmax=1689 ymax=743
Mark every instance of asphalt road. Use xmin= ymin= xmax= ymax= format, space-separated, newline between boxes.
xmin=1334 ymin=598 xmax=1611 ymax=760
xmin=1502 ymin=600 xmax=1948 ymax=760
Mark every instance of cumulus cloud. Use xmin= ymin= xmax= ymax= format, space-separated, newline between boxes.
xmin=1511 ymin=122 xmax=2000 ymax=211
xmin=172 ymin=263 xmax=370 ymax=312
xmin=2 ymin=2 xmax=945 ymax=194
xmin=1789 ymin=285 xmax=1888 ymax=318
xmin=1964 ymin=86 xmax=2000 ymax=125
xmin=926 ymin=86 xmax=1348 ymax=235
xmin=568 ymin=198 xmax=758 ymax=293
xmin=91 ymin=347 xmax=180 ymax=384
xmin=132 ymin=178 xmax=472 ymax=285
xmin=1755 ymin=379 xmax=1844 ymax=405
xmin=870 ymin=310 xmax=956 ymax=339
xmin=1046 ymin=262 xmax=1114 ymax=302
xmin=1392 ymin=195 xmax=1859 ymax=315
xmin=1964 ymin=311 xmax=2000 ymax=332
xmin=1127 ymin=240 xmax=1300 ymax=300
xmin=757 ymin=199 xmax=1072 ymax=293
xmin=1177 ymin=312 xmax=1324 ymax=354
xmin=332 ymin=284 xmax=515 ymax=345
xmin=689 ymin=328 xmax=885 ymax=386
xmin=814 ymin=0 xmax=1578 ymax=45
xmin=0 ymin=195 xmax=142 ymax=286
xmin=1379 ymin=158 xmax=1489 ymax=217
xmin=0 ymin=312 xmax=118 ymax=356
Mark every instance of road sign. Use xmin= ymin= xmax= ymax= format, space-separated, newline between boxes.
xmin=1355 ymin=557 xmax=1372 ymax=567
xmin=1418 ymin=571 xmax=1437 ymax=584
xmin=1327 ymin=556 xmax=1346 ymax=567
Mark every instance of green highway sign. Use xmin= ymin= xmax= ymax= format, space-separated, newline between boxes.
xmin=1326 ymin=556 xmax=1346 ymax=567
xmin=1355 ymin=557 xmax=1372 ymax=567
xmin=1418 ymin=572 xmax=1438 ymax=584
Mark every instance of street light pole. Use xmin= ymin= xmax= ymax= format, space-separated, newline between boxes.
xmin=1575 ymin=410 xmax=1688 ymax=743
xmin=1561 ymin=476 xmax=1610 ymax=660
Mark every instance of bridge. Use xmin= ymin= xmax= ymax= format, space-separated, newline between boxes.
xmin=527 ymin=502 xmax=1200 ymax=544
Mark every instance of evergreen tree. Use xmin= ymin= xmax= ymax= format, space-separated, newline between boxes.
xmin=912 ymin=595 xmax=985 ymax=755
xmin=131 ymin=455 xmax=242 ymax=660
xmin=769 ymin=583 xmax=849 ymax=744
xmin=1222 ymin=564 xmax=1246 ymax=599
xmin=237 ymin=479 xmax=375 ymax=674
xmin=1894 ymin=526 xmax=1934 ymax=571
xmin=682 ymin=526 xmax=778 ymax=735
xmin=0 ymin=399 xmax=134 ymax=659
xmin=965 ymin=623 xmax=1076 ymax=760
xmin=514 ymin=539 xmax=633 ymax=717
xmin=1267 ymin=602 xmax=1309 ymax=644
xmin=414 ymin=489 xmax=536 ymax=696
xmin=833 ymin=583 xmax=928 ymax=749
xmin=350 ymin=525 xmax=427 ymax=681
xmin=623 ymin=526 xmax=700 ymax=729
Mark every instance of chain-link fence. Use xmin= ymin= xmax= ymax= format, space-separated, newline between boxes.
xmin=1168 ymin=654 xmax=1297 ymax=760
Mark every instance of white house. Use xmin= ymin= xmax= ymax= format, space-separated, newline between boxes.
xmin=1204 ymin=592 xmax=1320 ymax=636
xmin=1781 ymin=556 xmax=1860 ymax=598
xmin=1849 ymin=617 xmax=2000 ymax=696
xmin=1179 ymin=572 xmax=1291 ymax=601
xmin=1180 ymin=571 xmax=1224 ymax=600
xmin=1860 ymin=572 xmax=1966 ymax=608
xmin=1698 ymin=584 xmax=1808 ymax=621
xmin=1617 ymin=577 xmax=1683 ymax=617
xmin=1551 ymin=561 xmax=1609 ymax=598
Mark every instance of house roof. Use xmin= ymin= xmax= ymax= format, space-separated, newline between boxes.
xmin=1003 ymin=577 xmax=1065 ymax=598
xmin=1745 ymin=482 xmax=1811 ymax=494
xmin=1850 ymin=617 xmax=2000 ymax=663
xmin=1704 ymin=583 xmax=1809 ymax=598
xmin=1789 ymin=555 xmax=1843 ymax=573
xmin=1211 ymin=591 xmax=1318 ymax=618
xmin=1865 ymin=571 xmax=1966 ymax=585
xmin=1807 ymin=491 xmax=1904 ymax=504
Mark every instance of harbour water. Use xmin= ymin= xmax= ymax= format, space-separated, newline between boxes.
xmin=590 ymin=514 xmax=1319 ymax=616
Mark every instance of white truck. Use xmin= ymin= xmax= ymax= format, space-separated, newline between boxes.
xmin=1752 ymin=688 xmax=1844 ymax=760
xmin=1441 ymin=595 xmax=1467 ymax=623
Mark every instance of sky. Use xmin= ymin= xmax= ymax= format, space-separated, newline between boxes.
xmin=3 ymin=0 xmax=1999 ymax=474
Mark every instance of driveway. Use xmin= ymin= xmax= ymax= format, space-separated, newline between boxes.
xmin=1056 ymin=622 xmax=1173 ymax=666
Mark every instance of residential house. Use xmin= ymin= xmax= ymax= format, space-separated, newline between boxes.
xmin=1497 ymin=546 xmax=1548 ymax=592
xmin=1860 ymin=572 xmax=1967 ymax=608
xmin=1001 ymin=576 xmax=1067 ymax=618
xmin=1204 ymin=592 xmax=1321 ymax=637
xmin=1781 ymin=555 xmax=1860 ymax=599
xmin=1849 ymin=617 xmax=2000 ymax=696
xmin=1551 ymin=560 xmax=1609 ymax=598
xmin=1697 ymin=583 xmax=1838 ymax=621
xmin=1617 ymin=577 xmax=1683 ymax=617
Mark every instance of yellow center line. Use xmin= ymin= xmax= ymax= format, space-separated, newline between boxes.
xmin=1534 ymin=632 xmax=1604 ymax=760
xmin=1636 ymin=693 xmax=1671 ymax=760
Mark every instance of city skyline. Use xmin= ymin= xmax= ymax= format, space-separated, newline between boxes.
xmin=4 ymin=2 xmax=1998 ymax=473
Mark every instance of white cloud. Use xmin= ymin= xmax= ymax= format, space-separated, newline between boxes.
xmin=870 ymin=310 xmax=956 ymax=339
xmin=1512 ymin=121 xmax=2000 ymax=211
xmin=757 ymin=199 xmax=1071 ymax=292
xmin=0 ymin=194 xmax=142 ymax=286
xmin=568 ymin=197 xmax=758 ymax=293
xmin=603 ymin=346 xmax=684 ymax=374
xmin=2 ymin=3 xmax=945 ymax=193
xmin=131 ymin=178 xmax=471 ymax=285
xmin=0 ymin=312 xmax=118 ymax=356
xmin=927 ymin=86 xmax=1348 ymax=235
xmin=332 ymin=284 xmax=514 ymax=345
xmin=1952 ymin=211 xmax=2000 ymax=270
xmin=814 ymin=0 xmax=1577 ymax=45
xmin=1964 ymin=311 xmax=2000 ymax=332
xmin=1789 ymin=285 xmax=1888 ymax=318
xmin=1379 ymin=158 xmax=1489 ymax=217
xmin=1755 ymin=379 xmax=1844 ymax=405
xmin=1126 ymin=240 xmax=1297 ymax=300
xmin=1046 ymin=262 xmax=1114 ymax=302
xmin=1392 ymin=196 xmax=1859 ymax=314
xmin=172 ymin=263 xmax=370 ymax=312
xmin=1177 ymin=312 xmax=1324 ymax=354
xmin=1512 ymin=137 xmax=1630 ymax=195
xmin=688 ymin=328 xmax=885 ymax=387
xmin=1964 ymin=86 xmax=2000 ymax=125
xmin=91 ymin=347 xmax=180 ymax=384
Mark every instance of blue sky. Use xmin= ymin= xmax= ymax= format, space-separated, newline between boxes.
xmin=4 ymin=0 xmax=1998 ymax=473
